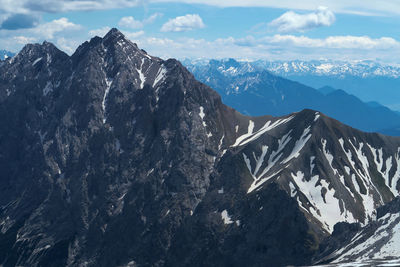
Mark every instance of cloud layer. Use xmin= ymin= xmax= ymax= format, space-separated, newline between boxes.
xmin=269 ymin=7 xmax=335 ymax=32
xmin=150 ymin=0 xmax=400 ymax=16
xmin=161 ymin=14 xmax=205 ymax=32
xmin=132 ymin=33 xmax=400 ymax=63
xmin=1 ymin=0 xmax=400 ymax=17
xmin=0 ymin=0 xmax=143 ymax=14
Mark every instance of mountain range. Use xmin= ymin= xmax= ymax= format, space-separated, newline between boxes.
xmin=184 ymin=58 xmax=400 ymax=136
xmin=0 ymin=29 xmax=399 ymax=266
xmin=184 ymin=58 xmax=400 ymax=112
xmin=0 ymin=50 xmax=14 ymax=61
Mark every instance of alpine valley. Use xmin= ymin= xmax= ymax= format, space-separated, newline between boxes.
xmin=0 ymin=29 xmax=400 ymax=267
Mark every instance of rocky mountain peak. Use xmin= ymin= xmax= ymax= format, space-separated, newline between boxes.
xmin=10 ymin=41 xmax=68 ymax=67
xmin=1 ymin=28 xmax=400 ymax=267
xmin=103 ymin=27 xmax=125 ymax=40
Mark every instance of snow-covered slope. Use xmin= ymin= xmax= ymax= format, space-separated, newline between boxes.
xmin=227 ymin=109 xmax=400 ymax=234
xmin=315 ymin=197 xmax=400 ymax=265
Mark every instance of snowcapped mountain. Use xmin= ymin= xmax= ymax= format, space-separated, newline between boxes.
xmin=1 ymin=29 xmax=400 ymax=266
xmin=0 ymin=50 xmax=14 ymax=60
xmin=169 ymin=109 xmax=400 ymax=266
xmin=184 ymin=58 xmax=400 ymax=112
xmin=184 ymin=58 xmax=400 ymax=135
xmin=184 ymin=58 xmax=400 ymax=78
xmin=258 ymin=60 xmax=400 ymax=78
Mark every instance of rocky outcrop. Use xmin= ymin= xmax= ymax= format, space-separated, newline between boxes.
xmin=1 ymin=29 xmax=400 ymax=267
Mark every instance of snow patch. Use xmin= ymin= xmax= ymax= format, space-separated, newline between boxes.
xmin=221 ymin=210 xmax=233 ymax=224
xmin=199 ymin=106 xmax=207 ymax=127
xmin=282 ymin=126 xmax=312 ymax=164
xmin=102 ymin=78 xmax=113 ymax=124
xmin=218 ymin=135 xmax=224 ymax=151
xmin=153 ymin=65 xmax=167 ymax=87
xmin=32 ymin=57 xmax=42 ymax=66
xmin=245 ymin=131 xmax=292 ymax=193
xmin=291 ymin=171 xmax=355 ymax=233
xmin=137 ymin=58 xmax=146 ymax=89
xmin=314 ymin=112 xmax=320 ymax=122
xmin=232 ymin=116 xmax=293 ymax=147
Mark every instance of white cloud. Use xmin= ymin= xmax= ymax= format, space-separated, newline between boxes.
xmin=33 ymin=17 xmax=82 ymax=39
xmin=264 ymin=34 xmax=399 ymax=49
xmin=160 ymin=14 xmax=205 ymax=32
xmin=0 ymin=0 xmax=143 ymax=14
xmin=89 ymin=26 xmax=112 ymax=37
xmin=0 ymin=17 xmax=83 ymax=54
xmin=269 ymin=6 xmax=335 ymax=32
xmin=56 ymin=37 xmax=81 ymax=54
xmin=118 ymin=13 xmax=162 ymax=29
xmin=144 ymin=13 xmax=163 ymax=24
xmin=1 ymin=0 xmax=400 ymax=17
xmin=13 ymin=35 xmax=37 ymax=44
xmin=150 ymin=0 xmax=400 ymax=16
xmin=124 ymin=30 xmax=145 ymax=39
xmin=119 ymin=16 xmax=144 ymax=29
xmin=129 ymin=33 xmax=400 ymax=64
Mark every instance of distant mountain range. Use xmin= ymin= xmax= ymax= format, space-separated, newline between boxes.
xmin=184 ymin=59 xmax=400 ymax=136
xmin=184 ymin=58 xmax=400 ymax=112
xmin=183 ymin=58 xmax=400 ymax=78
xmin=257 ymin=60 xmax=400 ymax=78
xmin=0 ymin=50 xmax=14 ymax=60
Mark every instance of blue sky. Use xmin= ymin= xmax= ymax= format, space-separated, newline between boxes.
xmin=1 ymin=0 xmax=400 ymax=63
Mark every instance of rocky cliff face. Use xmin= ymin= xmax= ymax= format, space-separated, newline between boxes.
xmin=0 ymin=29 xmax=400 ymax=267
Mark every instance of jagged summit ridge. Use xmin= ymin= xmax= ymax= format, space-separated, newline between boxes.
xmin=1 ymin=28 xmax=400 ymax=266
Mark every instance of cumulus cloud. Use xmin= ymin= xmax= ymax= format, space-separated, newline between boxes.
xmin=56 ymin=37 xmax=81 ymax=54
xmin=269 ymin=6 xmax=335 ymax=32
xmin=124 ymin=30 xmax=145 ymax=39
xmin=89 ymin=26 xmax=112 ymax=37
xmin=13 ymin=35 xmax=37 ymax=44
xmin=145 ymin=13 xmax=163 ymax=24
xmin=32 ymin=17 xmax=81 ymax=39
xmin=161 ymin=14 xmax=205 ymax=32
xmin=119 ymin=16 xmax=144 ymax=29
xmin=118 ymin=13 xmax=162 ymax=29
xmin=0 ymin=14 xmax=39 ymax=30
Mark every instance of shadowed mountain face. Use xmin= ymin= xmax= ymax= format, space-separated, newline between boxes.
xmin=0 ymin=29 xmax=400 ymax=267
xmin=184 ymin=59 xmax=400 ymax=135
